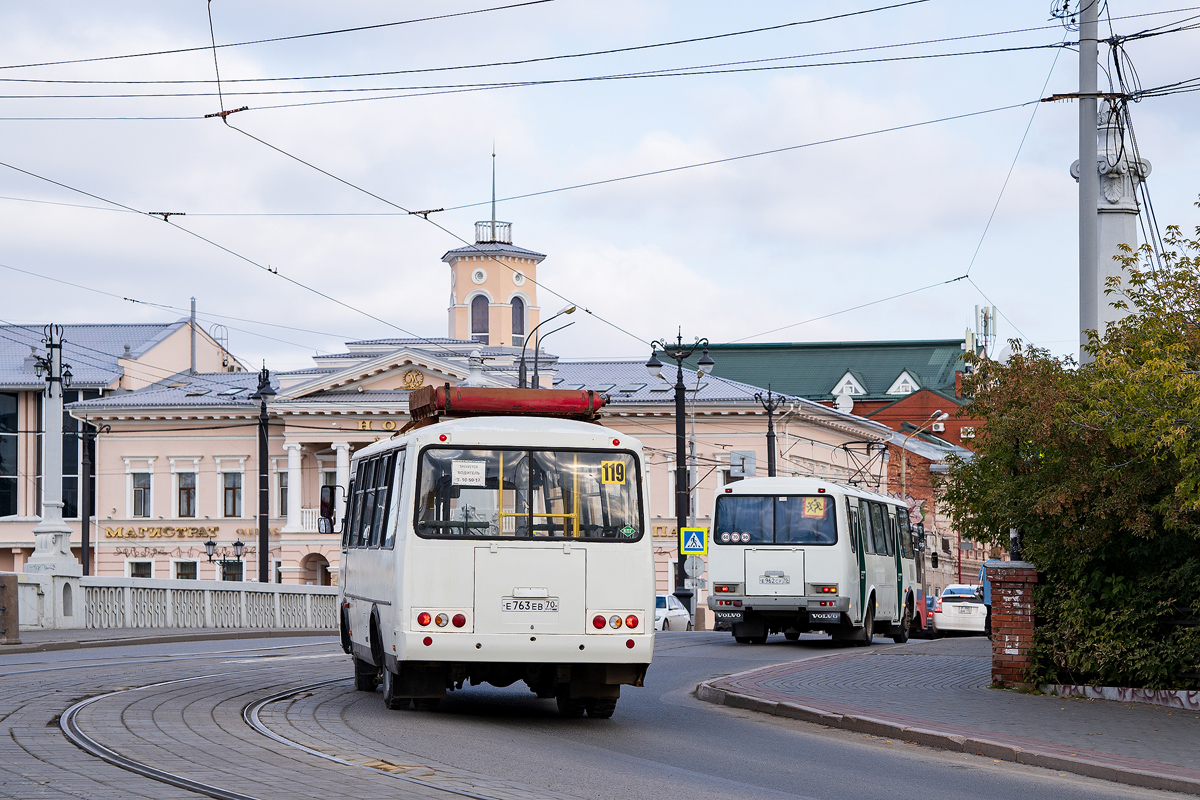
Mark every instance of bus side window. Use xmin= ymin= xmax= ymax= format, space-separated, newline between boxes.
xmin=347 ymin=463 xmax=368 ymax=548
xmin=383 ymin=450 xmax=405 ymax=550
xmin=897 ymin=511 xmax=914 ymax=559
xmin=354 ymin=458 xmax=377 ymax=548
xmin=369 ymin=454 xmax=396 ymax=548
xmin=869 ymin=502 xmax=888 ymax=555
xmin=859 ymin=500 xmax=875 ymax=554
xmin=846 ymin=500 xmax=858 ymax=553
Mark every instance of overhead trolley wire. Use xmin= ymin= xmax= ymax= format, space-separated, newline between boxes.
xmin=0 ymin=1 xmax=558 ymax=72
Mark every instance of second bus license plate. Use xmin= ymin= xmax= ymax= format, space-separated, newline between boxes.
xmin=502 ymin=598 xmax=559 ymax=612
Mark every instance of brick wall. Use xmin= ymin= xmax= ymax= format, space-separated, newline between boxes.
xmin=987 ymin=561 xmax=1037 ymax=687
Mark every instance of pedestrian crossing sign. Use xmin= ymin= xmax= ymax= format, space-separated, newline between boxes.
xmin=680 ymin=527 xmax=708 ymax=555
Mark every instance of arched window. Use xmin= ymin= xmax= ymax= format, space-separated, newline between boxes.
xmin=511 ymin=296 xmax=525 ymax=346
xmin=471 ymin=295 xmax=489 ymax=343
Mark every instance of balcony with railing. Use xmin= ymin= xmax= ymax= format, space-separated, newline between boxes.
xmin=475 ymin=220 xmax=512 ymax=244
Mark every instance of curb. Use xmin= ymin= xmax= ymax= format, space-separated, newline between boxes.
xmin=695 ymin=680 xmax=1200 ymax=796
xmin=0 ymin=628 xmax=336 ymax=655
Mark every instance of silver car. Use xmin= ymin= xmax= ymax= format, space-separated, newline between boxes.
xmin=931 ymin=584 xmax=986 ymax=635
xmin=655 ymin=593 xmax=693 ymax=631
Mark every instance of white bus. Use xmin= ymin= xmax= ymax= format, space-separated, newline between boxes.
xmin=706 ymin=477 xmax=921 ymax=645
xmin=329 ymin=387 xmax=655 ymax=718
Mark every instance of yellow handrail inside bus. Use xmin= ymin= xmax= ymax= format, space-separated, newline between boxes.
xmin=496 ymin=451 xmax=580 ymax=536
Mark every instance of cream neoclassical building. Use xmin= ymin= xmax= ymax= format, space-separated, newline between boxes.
xmin=58 ymin=220 xmax=892 ymax=591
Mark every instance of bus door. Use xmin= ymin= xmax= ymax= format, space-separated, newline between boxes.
xmin=847 ymin=499 xmax=866 ymax=624
xmin=890 ymin=508 xmax=904 ymax=621
xmin=864 ymin=501 xmax=896 ymax=619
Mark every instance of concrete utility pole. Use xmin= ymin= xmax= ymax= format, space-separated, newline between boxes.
xmin=1077 ymin=0 xmax=1099 ymax=360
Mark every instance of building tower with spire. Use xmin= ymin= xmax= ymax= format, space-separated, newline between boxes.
xmin=442 ymin=156 xmax=546 ymax=347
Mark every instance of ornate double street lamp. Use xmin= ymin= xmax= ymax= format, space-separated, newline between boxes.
xmin=754 ymin=386 xmax=784 ymax=477
xmin=249 ymin=368 xmax=276 ymax=583
xmin=646 ymin=333 xmax=714 ymax=616
xmin=203 ymin=538 xmax=245 ymax=579
xmin=518 ymin=305 xmax=575 ymax=388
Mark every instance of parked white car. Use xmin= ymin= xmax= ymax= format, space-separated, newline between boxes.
xmin=931 ymin=584 xmax=986 ymax=635
xmin=655 ymin=593 xmax=693 ymax=631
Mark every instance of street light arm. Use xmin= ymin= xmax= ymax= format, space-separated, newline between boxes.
xmin=519 ymin=306 xmax=575 ymax=388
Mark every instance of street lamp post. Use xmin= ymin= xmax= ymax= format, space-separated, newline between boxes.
xmin=754 ymin=386 xmax=783 ymax=477
xmin=28 ymin=324 xmax=79 ymax=574
xmin=531 ymin=321 xmax=574 ymax=391
xmin=518 ymin=305 xmax=575 ymax=388
xmin=203 ymin=538 xmax=245 ymax=580
xmin=899 ymin=409 xmax=949 ymax=501
xmin=77 ymin=422 xmax=110 ymax=576
xmin=249 ymin=368 xmax=276 ymax=583
xmin=646 ymin=333 xmax=714 ymax=616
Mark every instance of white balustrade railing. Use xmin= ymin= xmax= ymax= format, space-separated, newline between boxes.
xmin=299 ymin=507 xmax=320 ymax=532
xmin=79 ymin=576 xmax=337 ymax=630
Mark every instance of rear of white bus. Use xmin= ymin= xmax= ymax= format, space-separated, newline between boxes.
xmin=394 ymin=417 xmax=654 ymax=717
xmin=706 ymin=477 xmax=857 ymax=642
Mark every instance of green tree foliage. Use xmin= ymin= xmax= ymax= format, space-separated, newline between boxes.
xmin=943 ymin=204 xmax=1200 ymax=689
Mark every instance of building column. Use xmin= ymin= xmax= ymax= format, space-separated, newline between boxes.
xmin=333 ymin=442 xmax=351 ymax=525
xmin=281 ymin=442 xmax=304 ymax=532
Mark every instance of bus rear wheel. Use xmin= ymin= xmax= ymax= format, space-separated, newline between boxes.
xmin=892 ymin=601 xmax=913 ymax=644
xmin=856 ymin=606 xmax=875 ymax=647
xmin=382 ymin=668 xmax=411 ymax=710
xmin=556 ymin=694 xmax=587 ymax=718
xmin=585 ymin=698 xmax=617 ymax=719
xmin=353 ymin=657 xmax=378 ymax=691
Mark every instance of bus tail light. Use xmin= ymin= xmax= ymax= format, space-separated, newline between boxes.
xmin=714 ymin=584 xmax=736 ymax=593
xmin=452 ymin=613 xmax=467 ymax=628
xmin=609 ymin=615 xmax=623 ymax=629
xmin=417 ymin=612 xmax=432 ymax=627
xmin=435 ymin=613 xmax=450 ymax=627
xmin=592 ymin=615 xmax=607 ymax=629
xmin=625 ymin=615 xmax=639 ymax=629
xmin=812 ymin=585 xmax=838 ymax=595
xmin=625 ymin=639 xmax=635 ymax=649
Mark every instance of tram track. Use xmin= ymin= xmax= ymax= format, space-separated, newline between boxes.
xmin=56 ymin=664 xmax=521 ymax=800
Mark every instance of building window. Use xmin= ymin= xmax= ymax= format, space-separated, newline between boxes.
xmin=470 ymin=294 xmax=489 ymax=343
xmin=278 ymin=470 xmax=288 ymax=518
xmin=223 ymin=471 xmax=242 ymax=517
xmin=174 ymin=560 xmax=197 ymax=580
xmin=129 ymin=561 xmax=152 ymax=579
xmin=511 ymin=296 xmax=525 ymax=346
xmin=132 ymin=473 xmax=151 ymax=518
xmin=0 ymin=392 xmax=16 ymax=517
xmin=222 ymin=561 xmax=243 ymax=582
xmin=178 ymin=472 xmax=196 ymax=518
xmin=61 ymin=389 xmax=100 ymax=519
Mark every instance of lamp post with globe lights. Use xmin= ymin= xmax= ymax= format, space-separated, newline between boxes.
xmin=646 ymin=333 xmax=714 ymax=617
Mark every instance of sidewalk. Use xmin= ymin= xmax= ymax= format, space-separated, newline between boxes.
xmin=697 ymin=636 xmax=1200 ymax=796
xmin=0 ymin=626 xmax=335 ymax=655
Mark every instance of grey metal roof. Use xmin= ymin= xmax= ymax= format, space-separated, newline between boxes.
xmin=0 ymin=322 xmax=185 ymax=390
xmin=886 ymin=430 xmax=973 ymax=462
xmin=67 ymin=371 xmax=272 ymax=411
xmin=441 ymin=242 xmax=546 ymax=261
xmin=276 ymin=390 xmax=412 ymax=404
xmin=553 ymin=361 xmax=766 ymax=404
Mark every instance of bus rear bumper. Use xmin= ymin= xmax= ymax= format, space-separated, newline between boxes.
xmin=394 ymin=631 xmax=656 ymax=664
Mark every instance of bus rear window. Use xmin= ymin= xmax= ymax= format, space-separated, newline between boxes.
xmin=414 ymin=447 xmax=642 ymax=541
xmin=714 ymin=495 xmax=837 ymax=546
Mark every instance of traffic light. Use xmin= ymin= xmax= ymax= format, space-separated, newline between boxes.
xmin=931 ymin=552 xmax=939 ymax=569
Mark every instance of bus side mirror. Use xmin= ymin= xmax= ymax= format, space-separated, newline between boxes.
xmin=320 ymin=485 xmax=336 ymax=518
xmin=317 ymin=518 xmax=334 ymax=534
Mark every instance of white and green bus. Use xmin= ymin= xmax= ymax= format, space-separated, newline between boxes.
xmin=706 ymin=477 xmax=921 ymax=645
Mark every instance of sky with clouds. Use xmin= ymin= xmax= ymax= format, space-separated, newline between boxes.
xmin=1 ymin=1 xmax=1198 ymax=372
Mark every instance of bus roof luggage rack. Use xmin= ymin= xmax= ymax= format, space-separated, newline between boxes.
xmin=404 ymin=383 xmax=607 ymax=431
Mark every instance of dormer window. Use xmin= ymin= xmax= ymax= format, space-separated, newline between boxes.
xmin=830 ymin=371 xmax=865 ymax=397
xmin=885 ymin=370 xmax=919 ymax=395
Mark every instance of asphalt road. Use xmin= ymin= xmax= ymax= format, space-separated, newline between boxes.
xmin=0 ymin=632 xmax=1191 ymax=800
